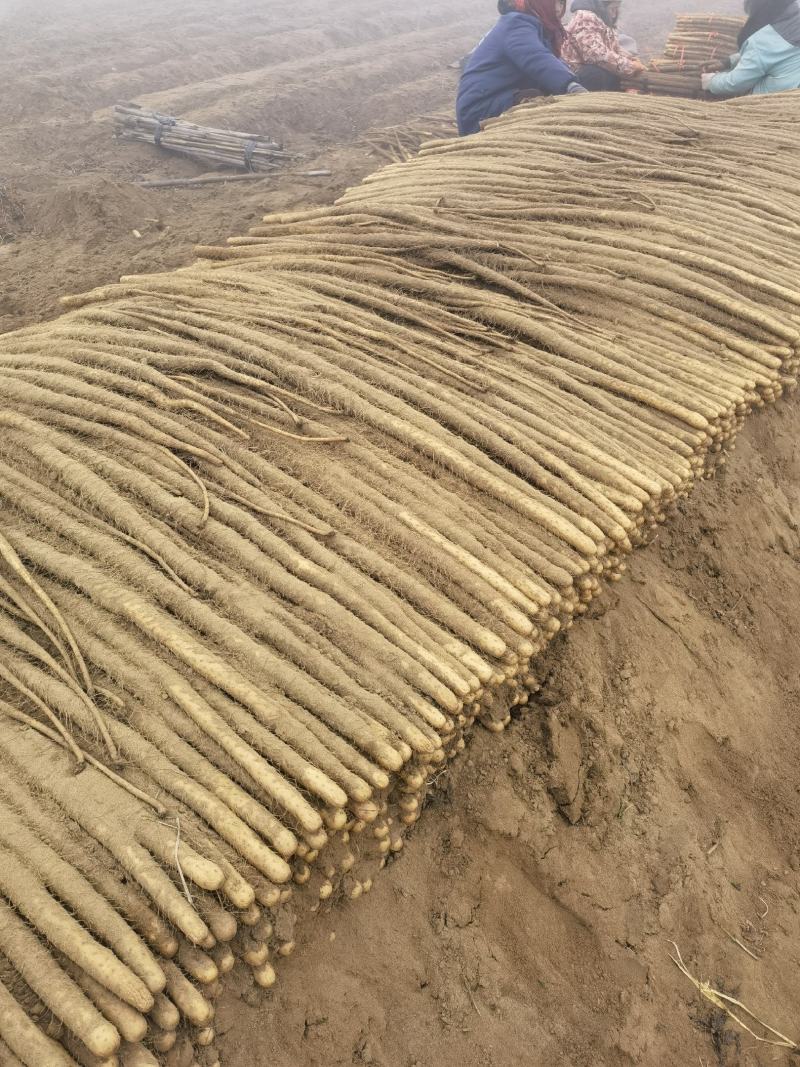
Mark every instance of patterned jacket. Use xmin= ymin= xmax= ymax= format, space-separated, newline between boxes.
xmin=562 ymin=10 xmax=638 ymax=76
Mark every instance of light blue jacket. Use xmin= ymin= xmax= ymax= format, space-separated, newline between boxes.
xmin=708 ymin=24 xmax=800 ymax=95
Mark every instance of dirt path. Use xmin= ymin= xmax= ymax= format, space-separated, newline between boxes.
xmin=4 ymin=3 xmax=796 ymax=1066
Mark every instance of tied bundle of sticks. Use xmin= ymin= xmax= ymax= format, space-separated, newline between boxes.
xmin=623 ymin=12 xmax=744 ymax=97
xmin=113 ymin=103 xmax=290 ymax=172
xmin=0 ymin=91 xmax=799 ymax=1067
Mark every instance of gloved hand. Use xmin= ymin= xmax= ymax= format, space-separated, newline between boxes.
xmin=700 ymin=72 xmax=716 ymax=91
xmin=566 ymin=81 xmax=589 ymax=94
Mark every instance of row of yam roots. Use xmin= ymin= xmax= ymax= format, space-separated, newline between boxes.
xmin=0 ymin=89 xmax=799 ymax=1067
xmin=623 ymin=13 xmax=745 ymax=96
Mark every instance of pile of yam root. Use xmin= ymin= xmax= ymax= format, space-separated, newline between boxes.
xmin=0 ymin=91 xmax=799 ymax=1066
xmin=626 ymin=13 xmax=744 ymax=96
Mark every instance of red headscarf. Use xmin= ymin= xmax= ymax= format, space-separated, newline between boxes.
xmin=507 ymin=0 xmax=567 ymax=54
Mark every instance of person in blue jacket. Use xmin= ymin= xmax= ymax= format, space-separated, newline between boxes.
xmin=457 ymin=0 xmax=587 ymax=135
xmin=701 ymin=0 xmax=800 ymax=95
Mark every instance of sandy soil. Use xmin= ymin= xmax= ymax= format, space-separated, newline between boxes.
xmin=3 ymin=2 xmax=797 ymax=1066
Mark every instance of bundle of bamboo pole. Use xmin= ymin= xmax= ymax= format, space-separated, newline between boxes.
xmin=625 ymin=12 xmax=744 ymax=96
xmin=0 ymin=90 xmax=798 ymax=1066
xmin=113 ymin=104 xmax=290 ymax=171
xmin=664 ymin=13 xmax=743 ymax=62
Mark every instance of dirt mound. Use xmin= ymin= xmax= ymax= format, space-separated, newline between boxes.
xmin=23 ymin=175 xmax=155 ymax=244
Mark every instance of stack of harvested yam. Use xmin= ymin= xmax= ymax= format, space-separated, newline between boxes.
xmin=626 ymin=13 xmax=744 ymax=96
xmin=0 ymin=90 xmax=798 ymax=1066
xmin=359 ymin=113 xmax=457 ymax=163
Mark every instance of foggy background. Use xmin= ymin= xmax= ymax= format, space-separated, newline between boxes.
xmin=1 ymin=0 xmax=744 ymax=59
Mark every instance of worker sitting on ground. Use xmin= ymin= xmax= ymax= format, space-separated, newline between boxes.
xmin=701 ymin=0 xmax=800 ymax=95
xmin=456 ymin=0 xmax=587 ymax=135
xmin=562 ymin=0 xmax=645 ymax=90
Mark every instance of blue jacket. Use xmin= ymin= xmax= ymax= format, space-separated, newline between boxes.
xmin=457 ymin=12 xmax=577 ymax=135
xmin=708 ymin=24 xmax=800 ymax=95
